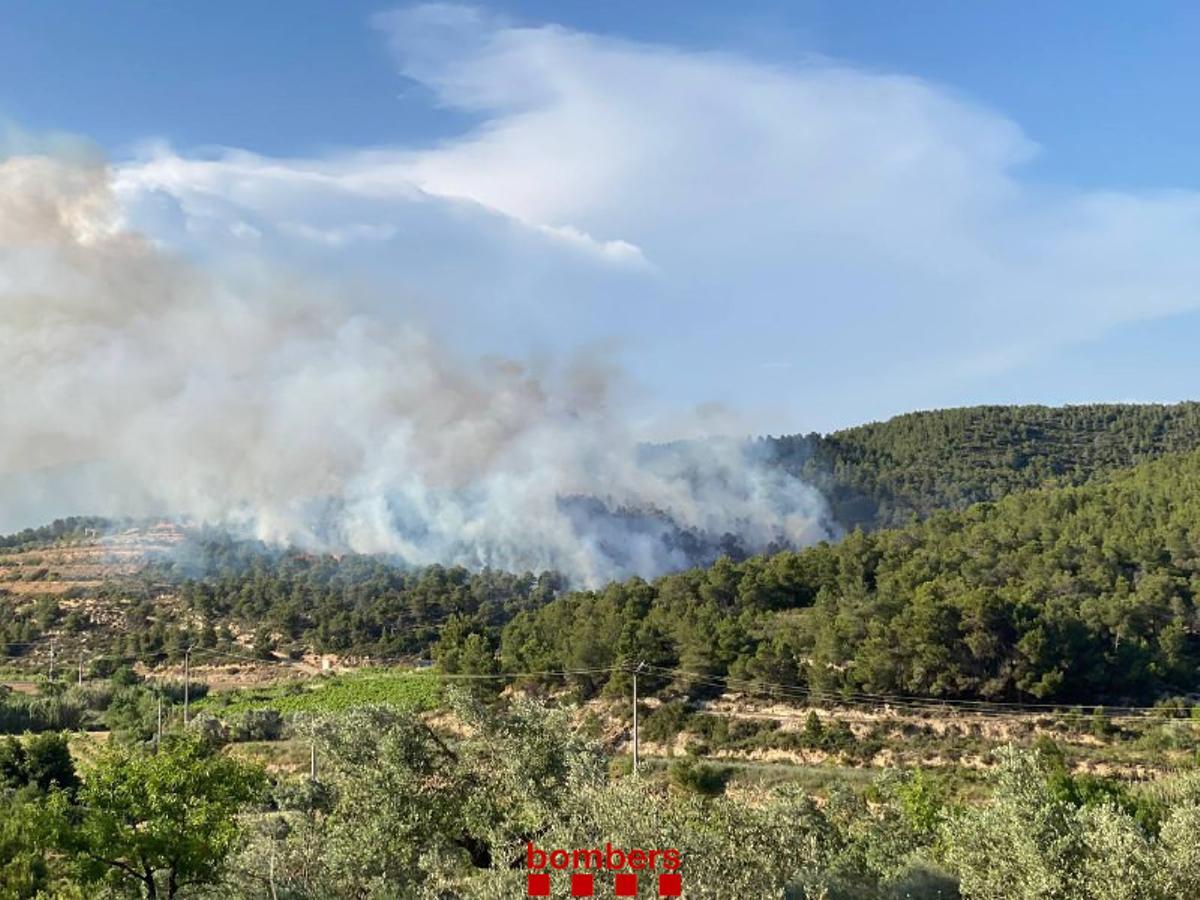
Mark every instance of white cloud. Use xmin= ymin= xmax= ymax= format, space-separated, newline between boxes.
xmin=108 ymin=3 xmax=1200 ymax=429
xmin=375 ymin=5 xmax=1200 ymax=394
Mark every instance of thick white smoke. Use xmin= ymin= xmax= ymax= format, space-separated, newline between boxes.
xmin=0 ymin=154 xmax=832 ymax=584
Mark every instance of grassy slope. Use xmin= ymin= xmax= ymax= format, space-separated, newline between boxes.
xmin=194 ymin=670 xmax=442 ymax=716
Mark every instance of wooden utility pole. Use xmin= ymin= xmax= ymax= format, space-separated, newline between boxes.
xmin=183 ymin=646 xmax=191 ymax=727
xmin=48 ymin=639 xmax=55 ymax=680
xmin=268 ymin=848 xmax=279 ymax=900
xmin=78 ymin=653 xmax=84 ymax=687
xmin=310 ymin=741 xmax=317 ymax=781
xmin=632 ymin=661 xmax=645 ymax=775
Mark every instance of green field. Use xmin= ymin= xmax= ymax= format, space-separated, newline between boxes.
xmin=194 ymin=669 xmax=442 ymax=716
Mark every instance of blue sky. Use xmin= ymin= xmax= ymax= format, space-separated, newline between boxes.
xmin=4 ymin=1 xmax=1200 ymax=434
xmin=6 ymin=0 xmax=1198 ymax=190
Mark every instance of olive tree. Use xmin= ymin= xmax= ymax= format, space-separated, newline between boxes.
xmin=71 ymin=736 xmax=265 ymax=899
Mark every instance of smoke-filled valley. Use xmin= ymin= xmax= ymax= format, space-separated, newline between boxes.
xmin=0 ymin=153 xmax=835 ymax=585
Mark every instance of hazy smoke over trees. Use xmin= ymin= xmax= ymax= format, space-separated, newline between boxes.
xmin=0 ymin=153 xmax=832 ymax=584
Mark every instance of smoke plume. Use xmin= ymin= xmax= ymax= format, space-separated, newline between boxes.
xmin=0 ymin=153 xmax=832 ymax=584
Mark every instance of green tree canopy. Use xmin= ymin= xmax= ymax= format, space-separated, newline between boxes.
xmin=71 ymin=737 xmax=266 ymax=899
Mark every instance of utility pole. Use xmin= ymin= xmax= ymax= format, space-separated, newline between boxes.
xmin=48 ymin=639 xmax=55 ymax=680
xmin=310 ymin=741 xmax=317 ymax=781
xmin=632 ymin=661 xmax=645 ymax=775
xmin=183 ymin=646 xmax=191 ymax=727
xmin=268 ymin=847 xmax=279 ymax=900
xmin=78 ymin=653 xmax=84 ymax=687
xmin=156 ymin=679 xmax=163 ymax=751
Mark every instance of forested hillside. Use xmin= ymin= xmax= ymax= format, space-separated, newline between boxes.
xmin=11 ymin=405 xmax=1200 ymax=709
xmin=0 ymin=530 xmax=564 ymax=664
xmin=765 ymin=402 xmax=1200 ymax=530
xmin=486 ymin=446 xmax=1200 ymax=704
xmin=0 ymin=516 xmax=112 ymax=550
xmin=13 ymin=417 xmax=1200 ymax=898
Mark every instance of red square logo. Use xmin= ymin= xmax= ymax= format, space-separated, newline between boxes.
xmin=571 ymin=872 xmax=595 ymax=896
xmin=658 ymin=872 xmax=682 ymax=896
xmin=527 ymin=872 xmax=550 ymax=896
xmin=615 ymin=872 xmax=639 ymax=896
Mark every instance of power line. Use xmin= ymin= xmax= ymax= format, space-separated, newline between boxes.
xmin=5 ymin=631 xmax=1194 ymax=721
xmin=188 ymin=645 xmax=620 ymax=681
xmin=438 ymin=666 xmax=618 ymax=680
xmin=639 ymin=664 xmax=1192 ymax=720
xmin=161 ymin=650 xmax=1190 ymax=720
xmin=189 ymin=646 xmax=313 ymax=670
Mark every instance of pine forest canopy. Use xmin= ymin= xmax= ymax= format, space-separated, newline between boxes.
xmin=765 ymin=401 xmax=1200 ymax=530
xmin=7 ymin=403 xmax=1200 ymax=708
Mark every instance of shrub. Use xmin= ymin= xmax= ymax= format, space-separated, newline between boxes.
xmin=668 ymin=758 xmax=732 ymax=797
xmin=228 ymin=709 xmax=285 ymax=742
xmin=641 ymin=700 xmax=692 ymax=744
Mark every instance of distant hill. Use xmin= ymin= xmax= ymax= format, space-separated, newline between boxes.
xmin=500 ymin=443 xmax=1200 ymax=704
xmin=762 ymin=402 xmax=1200 ymax=530
xmin=12 ymin=401 xmax=1200 ymax=704
xmin=0 ymin=516 xmax=114 ymax=550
